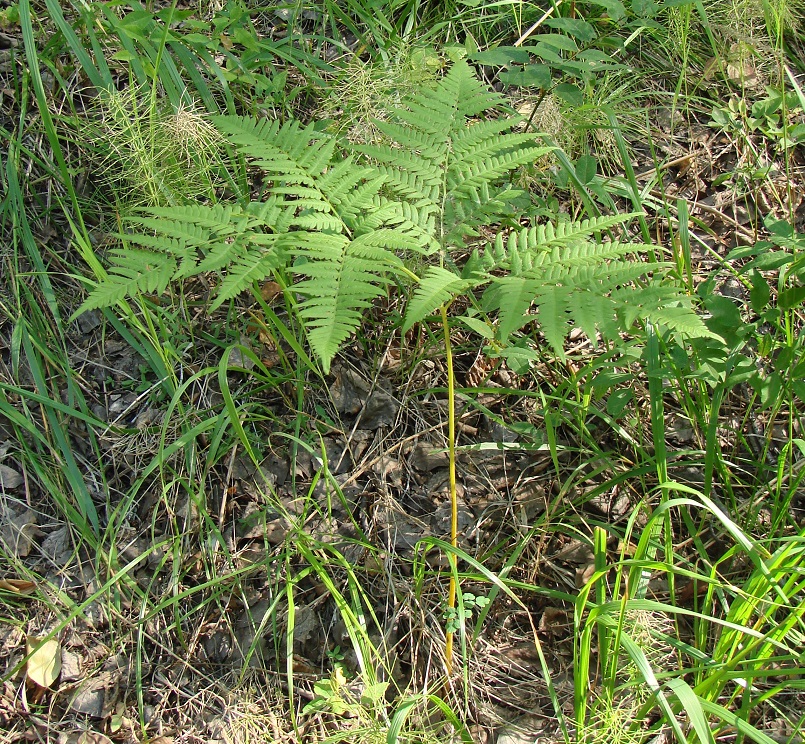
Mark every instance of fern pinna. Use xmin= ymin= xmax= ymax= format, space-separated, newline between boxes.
xmin=404 ymin=213 xmax=717 ymax=363
xmin=77 ymin=60 xmax=714 ymax=371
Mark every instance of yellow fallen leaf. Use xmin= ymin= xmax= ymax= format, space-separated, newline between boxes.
xmin=0 ymin=578 xmax=36 ymax=594
xmin=25 ymin=636 xmax=61 ymax=688
xmin=77 ymin=733 xmax=113 ymax=744
xmin=333 ymin=665 xmax=348 ymax=688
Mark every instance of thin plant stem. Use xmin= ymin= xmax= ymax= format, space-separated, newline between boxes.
xmin=513 ymin=0 xmax=564 ymax=46
xmin=441 ymin=304 xmax=458 ymax=678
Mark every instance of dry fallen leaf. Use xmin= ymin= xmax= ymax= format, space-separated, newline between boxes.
xmin=0 ymin=463 xmax=23 ymax=489
xmin=260 ymin=280 xmax=282 ymax=302
xmin=703 ymin=56 xmax=720 ymax=81
xmin=58 ymin=732 xmax=113 ymax=744
xmin=575 ymin=562 xmax=597 ymax=589
xmin=539 ymin=606 xmax=570 ymax=633
xmin=25 ymin=636 xmax=61 ymax=688
xmin=1 ymin=508 xmax=38 ymax=558
xmin=78 ymin=734 xmax=113 ymax=744
xmin=69 ymin=673 xmax=113 ymax=717
xmin=0 ymin=578 xmax=36 ymax=594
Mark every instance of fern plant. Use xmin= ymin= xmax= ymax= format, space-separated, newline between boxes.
xmin=75 ymin=57 xmax=718 ymax=685
xmin=76 ymin=59 xmax=714 ymax=370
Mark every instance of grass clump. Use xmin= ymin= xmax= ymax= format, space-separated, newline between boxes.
xmin=91 ymin=86 xmax=223 ymax=207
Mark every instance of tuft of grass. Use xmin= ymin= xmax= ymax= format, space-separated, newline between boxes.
xmin=316 ymin=45 xmax=444 ymax=143
xmin=89 ymin=85 xmax=223 ymax=208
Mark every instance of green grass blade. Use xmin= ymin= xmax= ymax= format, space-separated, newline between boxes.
xmin=697 ymin=698 xmax=780 ymax=744
xmin=43 ymin=0 xmax=110 ymax=90
xmin=4 ymin=146 xmax=61 ymax=330
xmin=607 ymin=621 xmax=689 ymax=743
xmin=634 ymin=323 xmax=671 ymax=599
xmin=664 ymin=678 xmax=716 ymax=744
xmin=387 ymin=693 xmax=474 ymax=744
xmin=19 ymin=323 xmax=99 ymax=533
xmin=604 ymin=107 xmax=652 ymax=249
xmin=19 ymin=0 xmax=90 ymax=241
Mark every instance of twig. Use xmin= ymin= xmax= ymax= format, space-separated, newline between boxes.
xmin=514 ymin=0 xmax=564 ymax=47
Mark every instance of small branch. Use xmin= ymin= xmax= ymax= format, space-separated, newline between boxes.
xmin=514 ymin=0 xmax=564 ymax=47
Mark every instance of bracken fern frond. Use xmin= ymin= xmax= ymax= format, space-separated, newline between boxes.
xmin=77 ymin=60 xmax=714 ymax=373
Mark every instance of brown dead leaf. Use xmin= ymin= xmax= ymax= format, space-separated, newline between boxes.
xmin=703 ymin=56 xmax=720 ymax=81
xmin=0 ymin=578 xmax=36 ymax=594
xmin=25 ymin=636 xmax=61 ymax=688
xmin=554 ymin=538 xmax=594 ymax=565
xmin=69 ymin=671 xmax=119 ymax=718
xmin=228 ymin=338 xmax=256 ymax=371
xmin=78 ymin=735 xmax=113 ymax=744
xmin=58 ymin=732 xmax=113 ymax=744
xmin=260 ymin=280 xmax=282 ymax=302
xmin=0 ymin=463 xmax=23 ymax=489
xmin=726 ymin=42 xmax=758 ymax=86
xmin=1 ymin=508 xmax=38 ymax=558
xmin=40 ymin=524 xmax=73 ymax=566
xmin=726 ymin=61 xmax=756 ymax=84
xmin=291 ymin=654 xmax=318 ymax=675
xmin=575 ymin=562 xmax=597 ymax=589
xmin=260 ymin=350 xmax=282 ymax=368
xmin=60 ymin=648 xmax=82 ymax=682
xmin=0 ymin=679 xmax=21 ymax=726
xmin=539 ymin=606 xmax=570 ymax=634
